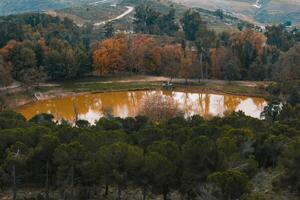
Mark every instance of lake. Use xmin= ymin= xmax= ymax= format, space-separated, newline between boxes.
xmin=16 ymin=90 xmax=267 ymax=123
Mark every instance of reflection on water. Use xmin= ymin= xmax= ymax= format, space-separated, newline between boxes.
xmin=16 ymin=90 xmax=267 ymax=123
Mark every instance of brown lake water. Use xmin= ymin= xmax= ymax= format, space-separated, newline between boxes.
xmin=16 ymin=90 xmax=267 ymax=123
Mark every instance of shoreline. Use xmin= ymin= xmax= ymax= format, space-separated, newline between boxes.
xmin=3 ymin=76 xmax=269 ymax=110
xmin=12 ymin=81 xmax=268 ymax=110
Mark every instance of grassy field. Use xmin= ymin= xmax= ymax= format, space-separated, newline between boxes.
xmin=173 ymin=82 xmax=267 ymax=97
xmin=43 ymin=76 xmax=269 ymax=97
xmin=61 ymin=81 xmax=161 ymax=92
xmin=56 ymin=3 xmax=127 ymax=24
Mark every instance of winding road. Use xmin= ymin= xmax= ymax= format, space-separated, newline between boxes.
xmin=93 ymin=6 xmax=134 ymax=26
xmin=253 ymin=0 xmax=262 ymax=9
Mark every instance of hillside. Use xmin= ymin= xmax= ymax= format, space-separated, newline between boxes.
xmin=0 ymin=0 xmax=65 ymax=15
xmin=1 ymin=0 xmax=299 ymax=25
xmin=174 ymin=0 xmax=300 ymax=26
xmin=0 ymin=0 xmax=107 ymax=15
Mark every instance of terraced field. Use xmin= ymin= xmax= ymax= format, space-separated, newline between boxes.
xmin=174 ymin=0 xmax=300 ymax=25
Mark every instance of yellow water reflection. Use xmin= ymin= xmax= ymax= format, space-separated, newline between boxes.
xmin=16 ymin=90 xmax=267 ymax=123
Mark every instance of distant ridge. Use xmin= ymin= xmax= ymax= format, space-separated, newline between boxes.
xmin=0 ymin=0 xmax=101 ymax=16
xmin=0 ymin=0 xmax=66 ymax=15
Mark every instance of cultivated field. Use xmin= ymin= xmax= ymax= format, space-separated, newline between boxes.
xmin=174 ymin=0 xmax=300 ymax=25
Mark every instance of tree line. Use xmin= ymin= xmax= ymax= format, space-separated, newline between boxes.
xmin=1 ymin=8 xmax=300 ymax=87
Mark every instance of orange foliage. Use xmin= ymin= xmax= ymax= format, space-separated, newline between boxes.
xmin=0 ymin=40 xmax=17 ymax=59
xmin=93 ymin=34 xmax=128 ymax=75
xmin=230 ymin=29 xmax=267 ymax=57
xmin=91 ymin=34 xmax=200 ymax=78
xmin=37 ymin=38 xmax=49 ymax=55
xmin=144 ymin=46 xmax=162 ymax=73
xmin=161 ymin=44 xmax=184 ymax=78
xmin=179 ymin=49 xmax=198 ymax=80
xmin=210 ymin=47 xmax=229 ymax=79
xmin=127 ymin=34 xmax=155 ymax=72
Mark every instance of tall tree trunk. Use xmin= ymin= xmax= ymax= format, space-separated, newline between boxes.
xmin=117 ymin=185 xmax=121 ymax=200
xmin=12 ymin=164 xmax=17 ymax=200
xmin=142 ymin=186 xmax=147 ymax=200
xmin=104 ymin=184 xmax=108 ymax=196
xmin=163 ymin=192 xmax=168 ymax=200
xmin=205 ymin=63 xmax=208 ymax=79
xmin=46 ymin=160 xmax=49 ymax=200
xmin=200 ymin=53 xmax=204 ymax=80
xmin=71 ymin=165 xmax=74 ymax=200
xmin=187 ymin=193 xmax=191 ymax=200
xmin=93 ymin=184 xmax=97 ymax=197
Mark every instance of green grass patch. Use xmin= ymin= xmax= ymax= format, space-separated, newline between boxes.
xmin=173 ymin=82 xmax=267 ymax=97
xmin=61 ymin=81 xmax=162 ymax=92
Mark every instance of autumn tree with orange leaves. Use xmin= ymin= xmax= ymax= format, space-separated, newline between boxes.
xmin=93 ymin=34 xmax=128 ymax=75
xmin=179 ymin=49 xmax=199 ymax=83
xmin=229 ymin=29 xmax=267 ymax=79
xmin=210 ymin=47 xmax=228 ymax=79
xmin=160 ymin=44 xmax=184 ymax=81
xmin=125 ymin=35 xmax=156 ymax=73
xmin=0 ymin=41 xmax=16 ymax=86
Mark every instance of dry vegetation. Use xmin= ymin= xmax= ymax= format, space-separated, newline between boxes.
xmin=139 ymin=92 xmax=183 ymax=121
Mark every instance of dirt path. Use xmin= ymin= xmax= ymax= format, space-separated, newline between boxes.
xmin=253 ymin=0 xmax=262 ymax=8
xmin=93 ymin=76 xmax=269 ymax=87
xmin=0 ymin=81 xmax=21 ymax=91
xmin=127 ymin=76 xmax=270 ymax=88
xmin=46 ymin=1 xmax=134 ymax=27
xmin=94 ymin=6 xmax=134 ymax=26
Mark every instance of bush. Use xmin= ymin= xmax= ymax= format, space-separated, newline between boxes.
xmin=208 ymin=169 xmax=250 ymax=199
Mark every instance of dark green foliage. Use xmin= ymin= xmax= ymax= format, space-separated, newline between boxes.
xmin=208 ymin=169 xmax=249 ymax=200
xmin=0 ymin=111 xmax=26 ymax=129
xmin=134 ymin=5 xmax=179 ymax=36
xmin=29 ymin=113 xmax=55 ymax=124
xmin=278 ymin=138 xmax=300 ymax=195
xmin=182 ymin=136 xmax=222 ymax=197
xmin=104 ymin=22 xmax=114 ymax=38
xmin=0 ymin=97 xmax=300 ymax=199
xmin=75 ymin=120 xmax=90 ymax=128
xmin=0 ymin=92 xmax=8 ymax=112
xmin=223 ymin=58 xmax=241 ymax=81
xmin=181 ymin=9 xmax=204 ymax=41
xmin=96 ymin=142 xmax=144 ymax=199
xmin=0 ymin=21 xmax=24 ymax=47
xmin=96 ymin=118 xmax=122 ymax=130
xmin=265 ymin=25 xmax=299 ymax=51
